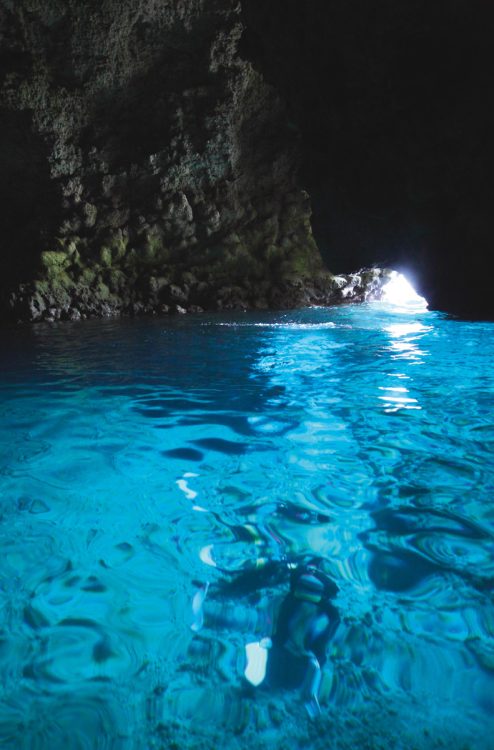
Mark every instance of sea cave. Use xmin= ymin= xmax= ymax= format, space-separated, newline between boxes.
xmin=0 ymin=2 xmax=493 ymax=749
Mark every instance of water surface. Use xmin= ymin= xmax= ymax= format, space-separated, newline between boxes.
xmin=1 ymin=304 xmax=493 ymax=749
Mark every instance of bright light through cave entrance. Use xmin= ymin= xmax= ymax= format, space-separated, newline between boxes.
xmin=381 ymin=271 xmax=428 ymax=311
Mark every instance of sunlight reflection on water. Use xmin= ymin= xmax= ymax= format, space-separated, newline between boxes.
xmin=0 ymin=303 xmax=493 ymax=749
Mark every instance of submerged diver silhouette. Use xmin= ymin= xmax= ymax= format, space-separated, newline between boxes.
xmin=191 ymin=557 xmax=340 ymax=717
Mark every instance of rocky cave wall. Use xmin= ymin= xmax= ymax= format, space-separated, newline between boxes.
xmin=0 ymin=0 xmax=492 ymax=322
xmin=0 ymin=0 xmax=330 ymax=322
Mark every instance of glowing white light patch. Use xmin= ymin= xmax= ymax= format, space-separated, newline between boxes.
xmin=244 ymin=638 xmax=272 ymax=686
xmin=385 ymin=322 xmax=430 ymax=337
xmin=378 ymin=395 xmax=417 ymax=403
xmin=176 ymin=477 xmax=198 ymax=500
xmin=199 ymin=544 xmax=216 ymax=567
xmin=381 ymin=272 xmax=428 ymax=311
xmin=191 ymin=582 xmax=209 ymax=632
xmin=205 ymin=322 xmax=336 ymax=329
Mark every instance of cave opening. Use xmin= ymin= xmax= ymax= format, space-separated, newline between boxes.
xmin=241 ymin=0 xmax=493 ymax=319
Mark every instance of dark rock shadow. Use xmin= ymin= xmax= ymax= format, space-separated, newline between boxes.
xmin=241 ymin=0 xmax=494 ymax=318
xmin=0 ymin=108 xmax=63 ymax=304
xmin=80 ymin=20 xmax=218 ymax=170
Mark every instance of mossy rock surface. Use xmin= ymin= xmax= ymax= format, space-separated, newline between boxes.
xmin=0 ymin=0 xmax=335 ymax=323
xmin=41 ymin=251 xmax=71 ymax=273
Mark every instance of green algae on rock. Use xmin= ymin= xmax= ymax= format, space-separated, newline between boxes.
xmin=0 ymin=0 xmax=327 ymax=323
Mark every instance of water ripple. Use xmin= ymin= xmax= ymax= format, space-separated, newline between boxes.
xmin=1 ymin=309 xmax=494 ymax=747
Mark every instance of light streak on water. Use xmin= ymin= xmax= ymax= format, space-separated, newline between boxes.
xmin=0 ymin=299 xmax=493 ymax=749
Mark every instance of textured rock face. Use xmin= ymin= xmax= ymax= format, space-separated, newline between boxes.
xmin=0 ymin=0 xmax=328 ymax=322
xmin=2 ymin=1 xmax=491 ymax=322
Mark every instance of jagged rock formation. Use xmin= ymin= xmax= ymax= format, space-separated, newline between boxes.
xmin=1 ymin=0 xmax=492 ymax=322
xmin=0 ymin=0 xmax=330 ymax=322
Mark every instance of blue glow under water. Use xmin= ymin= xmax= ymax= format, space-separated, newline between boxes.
xmin=1 ymin=304 xmax=493 ymax=749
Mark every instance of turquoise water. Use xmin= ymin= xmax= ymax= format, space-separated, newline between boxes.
xmin=0 ymin=304 xmax=493 ymax=749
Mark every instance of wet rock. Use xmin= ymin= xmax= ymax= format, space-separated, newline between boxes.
xmin=0 ymin=4 xmax=403 ymax=325
xmin=148 ymin=276 xmax=170 ymax=294
xmin=0 ymin=0 xmax=325 ymax=324
xmin=165 ymin=285 xmax=189 ymax=305
xmin=82 ymin=203 xmax=98 ymax=228
xmin=329 ymin=268 xmax=393 ymax=304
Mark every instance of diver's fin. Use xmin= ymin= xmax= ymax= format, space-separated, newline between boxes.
xmin=303 ymin=655 xmax=322 ymax=719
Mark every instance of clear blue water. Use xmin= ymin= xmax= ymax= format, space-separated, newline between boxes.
xmin=0 ymin=304 xmax=493 ymax=749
